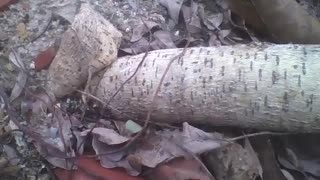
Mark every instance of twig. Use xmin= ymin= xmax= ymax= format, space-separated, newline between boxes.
xmin=227 ymin=131 xmax=291 ymax=142
xmin=13 ymin=13 xmax=53 ymax=49
xmin=29 ymin=13 xmax=53 ymax=44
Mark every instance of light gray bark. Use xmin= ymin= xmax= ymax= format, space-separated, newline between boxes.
xmin=95 ymin=44 xmax=320 ymax=132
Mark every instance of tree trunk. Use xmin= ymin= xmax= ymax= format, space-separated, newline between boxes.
xmin=95 ymin=44 xmax=320 ymax=132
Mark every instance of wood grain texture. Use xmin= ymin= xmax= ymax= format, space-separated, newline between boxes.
xmin=96 ymin=44 xmax=320 ymax=132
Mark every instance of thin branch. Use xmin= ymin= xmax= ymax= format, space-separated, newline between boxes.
xmin=227 ymin=131 xmax=292 ymax=141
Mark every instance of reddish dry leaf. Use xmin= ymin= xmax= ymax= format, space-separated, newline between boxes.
xmin=34 ymin=47 xmax=58 ymax=71
xmin=55 ymin=157 xmax=146 ymax=180
xmin=146 ymin=157 xmax=213 ymax=180
xmin=0 ymin=0 xmax=19 ymax=12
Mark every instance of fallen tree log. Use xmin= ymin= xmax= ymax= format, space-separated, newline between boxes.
xmin=95 ymin=44 xmax=320 ymax=132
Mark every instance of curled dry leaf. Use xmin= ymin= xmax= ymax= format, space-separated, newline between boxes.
xmin=8 ymin=50 xmax=25 ymax=71
xmin=82 ymin=127 xmax=129 ymax=145
xmin=208 ymin=33 xmax=220 ymax=46
xmin=150 ymin=30 xmax=176 ymax=50
xmin=182 ymin=4 xmax=202 ymax=33
xmin=33 ymin=109 xmax=83 ymax=169
xmin=159 ymin=0 xmax=184 ymax=24
xmin=250 ymin=137 xmax=287 ymax=180
xmin=0 ymin=157 xmax=9 ymax=170
xmin=81 ymin=127 xmax=131 ymax=173
xmin=90 ymin=123 xmax=225 ymax=176
xmin=127 ymin=37 xmax=150 ymax=54
xmin=244 ymin=138 xmax=263 ymax=178
xmin=91 ymin=136 xmax=136 ymax=175
xmin=218 ymin=29 xmax=231 ymax=39
xmin=9 ymin=71 xmax=27 ymax=101
xmin=203 ymin=143 xmax=260 ymax=180
xmin=130 ymin=21 xmax=159 ymax=42
xmin=46 ymin=3 xmax=122 ymax=97
xmin=199 ymin=5 xmax=223 ymax=30
xmin=29 ymin=91 xmax=56 ymax=117
xmin=2 ymin=145 xmax=20 ymax=166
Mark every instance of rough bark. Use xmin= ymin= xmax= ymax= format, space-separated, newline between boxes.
xmin=95 ymin=44 xmax=320 ymax=132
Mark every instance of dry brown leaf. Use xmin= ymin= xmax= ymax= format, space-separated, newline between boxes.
xmin=91 ymin=136 xmax=137 ymax=175
xmin=182 ymin=4 xmax=202 ymax=33
xmin=150 ymin=30 xmax=176 ymax=49
xmin=244 ymin=138 xmax=263 ymax=178
xmin=90 ymin=123 xmax=225 ymax=176
xmin=130 ymin=21 xmax=159 ymax=42
xmin=8 ymin=50 xmax=25 ymax=71
xmin=32 ymin=109 xmax=83 ymax=169
xmin=203 ymin=143 xmax=260 ymax=180
xmin=159 ymin=0 xmax=184 ymax=24
xmin=208 ymin=33 xmax=220 ymax=46
xmin=2 ymin=145 xmax=20 ymax=166
xmin=250 ymin=137 xmax=287 ymax=180
xmin=82 ymin=127 xmax=129 ymax=145
xmin=199 ymin=5 xmax=223 ymax=30
xmin=9 ymin=71 xmax=27 ymax=101
xmin=218 ymin=29 xmax=231 ymax=38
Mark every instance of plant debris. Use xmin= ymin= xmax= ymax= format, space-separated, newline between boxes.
xmin=1 ymin=0 xmax=320 ymax=180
